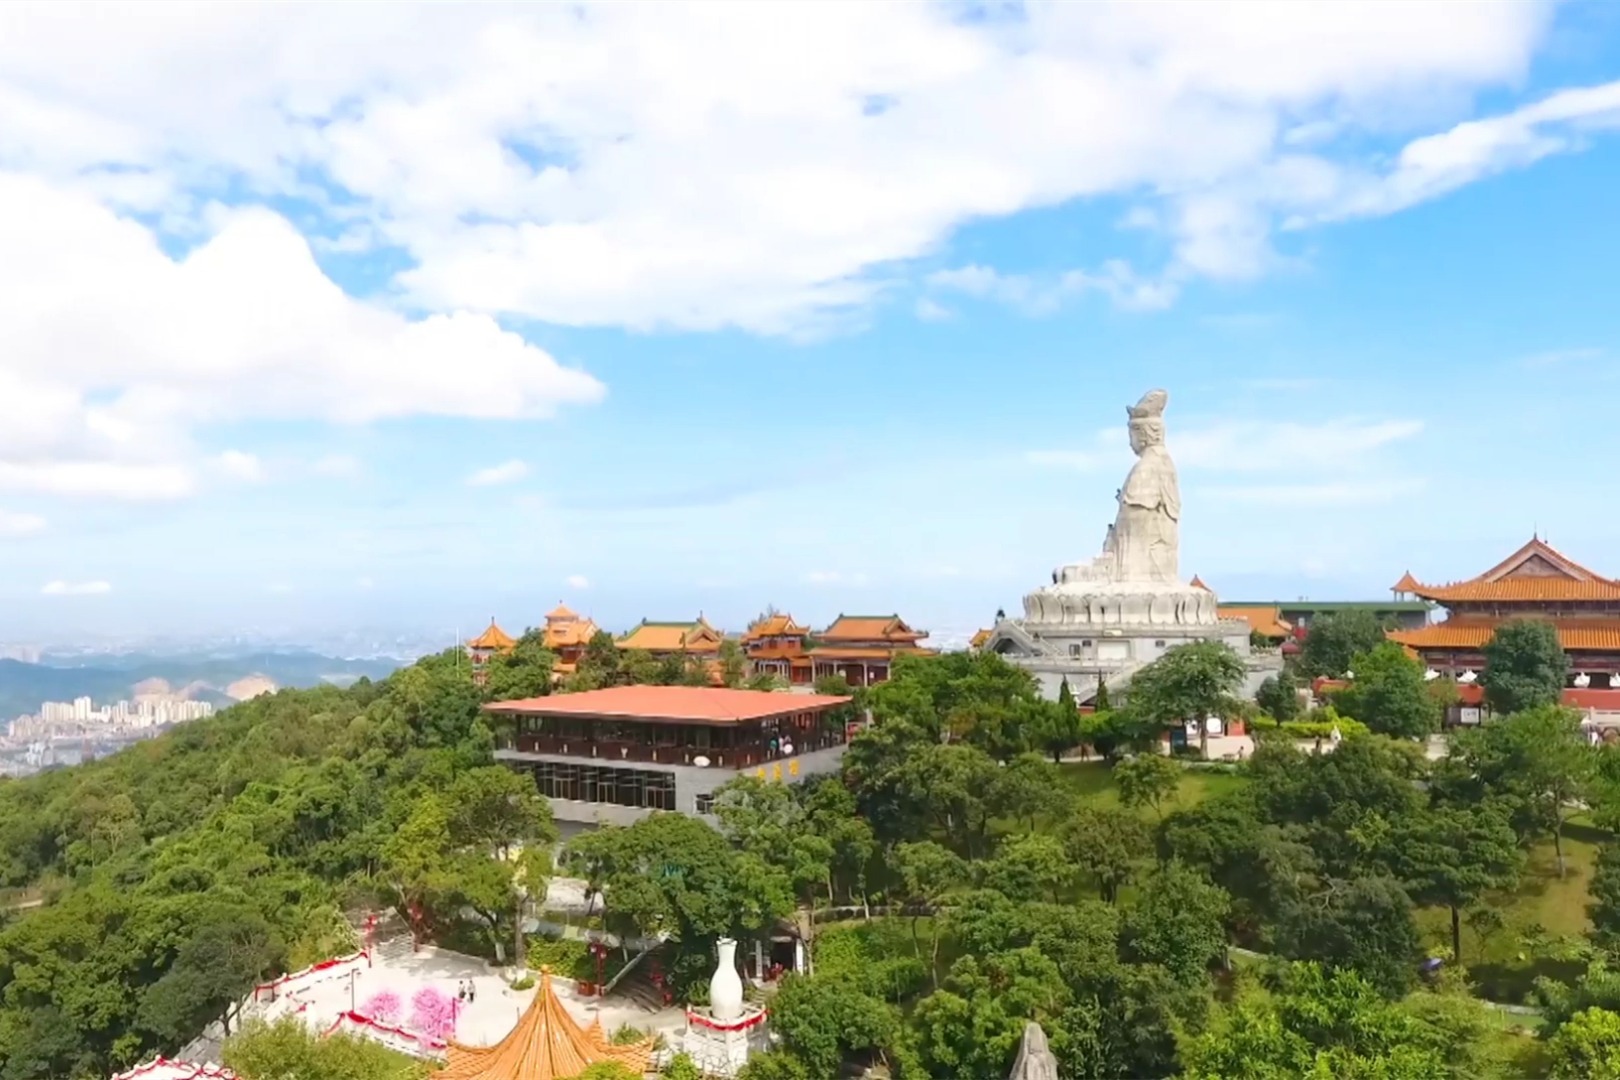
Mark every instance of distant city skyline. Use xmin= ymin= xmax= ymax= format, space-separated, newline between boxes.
xmin=2 ymin=4 xmax=1619 ymax=637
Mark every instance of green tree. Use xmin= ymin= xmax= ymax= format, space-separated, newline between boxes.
xmin=1387 ymin=803 xmax=1521 ymax=963
xmin=1126 ymin=640 xmax=1245 ymax=758
xmin=1334 ymin=641 xmax=1439 ymax=739
xmin=480 ymin=629 xmax=556 ymax=701
xmin=769 ymin=972 xmax=900 ymax=1077
xmin=718 ymin=638 xmax=748 ymax=688
xmin=1115 ymin=752 xmax=1181 ymax=820
xmin=1548 ymin=1007 xmax=1620 ymax=1080
xmin=1182 ymin=963 xmax=1456 ymax=1079
xmin=662 ymin=1052 xmax=703 ymax=1080
xmin=1058 ymin=677 xmax=1076 ymax=712
xmin=138 ymin=908 xmax=282 ymax=1042
xmin=1028 ymin=696 xmax=1084 ymax=764
xmin=983 ymin=833 xmax=1074 ymax=904
xmin=224 ymin=1016 xmax=429 ymax=1079
xmin=1273 ymin=874 xmax=1423 ymax=999
xmin=1122 ymin=860 xmax=1231 ymax=984
xmin=1482 ymin=619 xmax=1569 ymax=715
xmin=1298 ymin=609 xmax=1388 ymax=680
xmin=1063 ymin=806 xmax=1149 ymax=903
xmin=910 ymin=948 xmax=1071 ymax=1080
xmin=892 ymin=841 xmax=967 ymax=982
xmin=1445 ymin=704 xmax=1593 ymax=877
xmin=1593 ymin=845 xmax=1620 ymax=957
xmin=1255 ymin=669 xmax=1301 ymax=722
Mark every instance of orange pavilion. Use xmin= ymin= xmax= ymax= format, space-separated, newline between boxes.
xmin=542 ymin=603 xmax=600 ymax=680
xmin=467 ymin=620 xmax=516 ymax=687
xmin=431 ymin=969 xmax=652 ymax=1080
xmin=1389 ymin=537 xmax=1620 ymax=690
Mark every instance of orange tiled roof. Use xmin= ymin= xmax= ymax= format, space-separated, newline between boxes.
xmin=469 ymin=621 xmax=517 ymax=651
xmin=1391 ymin=570 xmax=1422 ymax=593
xmin=546 ymin=603 xmax=578 ymax=621
xmin=1218 ymin=605 xmax=1293 ymax=640
xmin=1391 ymin=618 xmax=1620 ymax=652
xmin=744 ymin=613 xmax=810 ymax=641
xmin=821 ymin=614 xmax=927 ymax=643
xmin=544 ymin=618 xmax=598 ymax=650
xmin=1190 ymin=574 xmax=1211 ymax=591
xmin=485 ymin=685 xmax=851 ymax=723
xmin=1403 ymin=537 xmax=1620 ymax=603
xmin=432 ymin=970 xmax=652 ymax=1080
xmin=616 ymin=618 xmax=723 ymax=653
xmin=970 ymin=628 xmax=991 ymax=649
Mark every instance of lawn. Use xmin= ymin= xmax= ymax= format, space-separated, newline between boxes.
xmin=1418 ymin=823 xmax=1605 ymax=1004
xmin=1057 ymin=760 xmax=1245 ymax=817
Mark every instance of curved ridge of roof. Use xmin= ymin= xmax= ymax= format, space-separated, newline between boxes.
xmin=432 ymin=970 xmax=653 ymax=1080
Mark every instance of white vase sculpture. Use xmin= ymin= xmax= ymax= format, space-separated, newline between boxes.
xmin=709 ymin=937 xmax=744 ymax=1021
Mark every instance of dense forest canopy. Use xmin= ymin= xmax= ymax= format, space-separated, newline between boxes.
xmin=4 ymin=619 xmax=1620 ymax=1078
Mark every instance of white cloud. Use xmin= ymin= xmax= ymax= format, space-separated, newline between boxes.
xmin=0 ymin=510 xmax=46 ymax=537
xmin=1173 ymin=418 xmax=1423 ymax=473
xmin=913 ymin=298 xmax=953 ymax=323
xmin=312 ymin=454 xmax=364 ymax=478
xmin=1028 ymin=416 xmax=1422 ymax=477
xmin=1205 ymin=478 xmax=1427 ymax=507
xmin=565 ymin=574 xmax=590 ymax=590
xmin=41 ymin=579 xmax=111 ymax=596
xmin=0 ymin=178 xmax=604 ymax=500
xmin=928 ymin=262 xmax=1177 ymax=315
xmin=215 ymin=450 xmax=265 ymax=483
xmin=0 ymin=1 xmax=1583 ymax=338
xmin=1519 ymin=347 xmax=1604 ymax=368
xmin=467 ymin=460 xmax=530 ymax=487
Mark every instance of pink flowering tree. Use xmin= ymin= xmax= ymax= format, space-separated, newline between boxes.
xmin=410 ymin=986 xmax=458 ymax=1039
xmin=362 ymin=990 xmax=402 ymax=1024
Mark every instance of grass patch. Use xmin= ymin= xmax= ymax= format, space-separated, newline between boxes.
xmin=1416 ymin=832 xmax=1601 ymax=1004
xmin=1057 ymin=760 xmax=1245 ymax=818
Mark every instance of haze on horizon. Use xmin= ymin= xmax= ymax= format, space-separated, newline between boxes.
xmin=2 ymin=1 xmax=1619 ymax=644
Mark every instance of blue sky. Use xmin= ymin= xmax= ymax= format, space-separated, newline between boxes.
xmin=2 ymin=1 xmax=1619 ymax=646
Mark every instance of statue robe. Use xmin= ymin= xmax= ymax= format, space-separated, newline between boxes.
xmin=1112 ymin=444 xmax=1179 ymax=583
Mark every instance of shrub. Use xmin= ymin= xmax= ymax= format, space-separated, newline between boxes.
xmin=508 ymin=974 xmax=535 ymax=991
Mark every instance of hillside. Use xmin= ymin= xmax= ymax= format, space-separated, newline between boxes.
xmin=0 ymin=650 xmax=405 ymax=719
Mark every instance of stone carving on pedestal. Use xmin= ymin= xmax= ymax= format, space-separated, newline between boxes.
xmin=1008 ymin=1021 xmax=1059 ymax=1080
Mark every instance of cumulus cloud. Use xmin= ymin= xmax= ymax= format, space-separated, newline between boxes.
xmin=0 ymin=0 xmax=1593 ymax=340
xmin=215 ymin=450 xmax=266 ymax=483
xmin=0 ymin=178 xmax=604 ymax=500
xmin=41 ymin=579 xmax=111 ymax=596
xmin=0 ymin=510 xmax=47 ymax=537
xmin=467 ymin=460 xmax=530 ymax=487
xmin=565 ymin=574 xmax=590 ymax=590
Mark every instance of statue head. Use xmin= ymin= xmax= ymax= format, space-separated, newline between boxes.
xmin=1126 ymin=389 xmax=1168 ymax=454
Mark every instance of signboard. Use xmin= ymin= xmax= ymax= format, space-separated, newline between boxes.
xmin=1458 ymin=707 xmax=1481 ymax=726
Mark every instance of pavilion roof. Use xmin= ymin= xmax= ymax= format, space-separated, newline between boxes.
xmin=544 ymin=616 xmax=598 ymax=650
xmin=617 ymin=617 xmax=723 ymax=652
xmin=970 ymin=628 xmax=992 ymax=649
xmin=1189 ymin=574 xmax=1211 ymax=591
xmin=820 ymin=614 xmax=928 ymax=643
xmin=744 ymin=613 xmax=810 ymax=640
xmin=469 ymin=620 xmax=517 ymax=651
xmin=1390 ymin=617 xmax=1620 ymax=652
xmin=432 ymin=970 xmax=653 ymax=1080
xmin=546 ymin=603 xmax=578 ymax=621
xmin=1400 ymin=537 xmax=1620 ymax=603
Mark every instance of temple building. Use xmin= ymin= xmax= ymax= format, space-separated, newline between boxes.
xmin=617 ymin=616 xmax=724 ymax=659
xmin=742 ymin=613 xmax=814 ymax=685
xmin=1388 ymin=537 xmax=1620 ymax=690
xmin=809 ymin=614 xmax=935 ymax=687
xmin=489 ymin=685 xmax=854 ymax=823
xmin=540 ymin=603 xmax=599 ymax=680
xmin=431 ymin=968 xmax=653 ymax=1079
xmin=467 ymin=620 xmax=516 ymax=686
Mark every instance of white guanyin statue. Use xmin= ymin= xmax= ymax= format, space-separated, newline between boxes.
xmin=1022 ymin=388 xmax=1216 ymax=628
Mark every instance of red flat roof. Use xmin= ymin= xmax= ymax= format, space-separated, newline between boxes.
xmin=484 ymin=685 xmax=852 ymax=724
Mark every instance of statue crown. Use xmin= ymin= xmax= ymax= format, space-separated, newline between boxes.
xmin=1127 ymin=389 xmax=1168 ymax=421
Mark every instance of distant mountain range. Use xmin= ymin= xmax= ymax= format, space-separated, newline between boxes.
xmin=0 ymin=650 xmax=408 ymax=720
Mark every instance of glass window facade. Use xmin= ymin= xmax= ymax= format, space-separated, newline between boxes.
xmin=524 ymin=761 xmax=676 ymax=812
